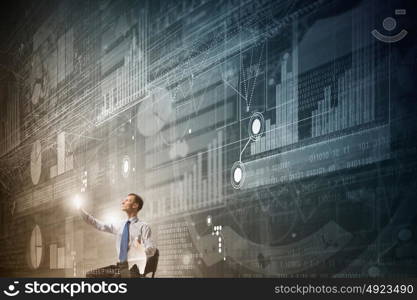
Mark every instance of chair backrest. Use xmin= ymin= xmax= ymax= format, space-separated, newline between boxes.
xmin=143 ymin=249 xmax=159 ymax=278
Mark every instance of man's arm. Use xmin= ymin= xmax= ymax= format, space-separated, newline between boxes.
xmin=78 ymin=208 xmax=117 ymax=234
xmin=140 ymin=224 xmax=156 ymax=257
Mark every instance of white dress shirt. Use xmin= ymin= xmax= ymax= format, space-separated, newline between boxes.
xmin=79 ymin=208 xmax=156 ymax=259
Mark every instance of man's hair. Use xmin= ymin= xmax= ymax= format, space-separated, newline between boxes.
xmin=128 ymin=193 xmax=144 ymax=211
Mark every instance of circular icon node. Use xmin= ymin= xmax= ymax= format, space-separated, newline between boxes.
xmin=234 ymin=166 xmax=243 ymax=183
xmin=248 ymin=112 xmax=264 ymax=141
xmin=398 ymin=228 xmax=412 ymax=241
xmin=231 ymin=161 xmax=246 ymax=189
xmin=122 ymin=155 xmax=130 ymax=178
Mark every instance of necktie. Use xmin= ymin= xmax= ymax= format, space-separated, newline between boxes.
xmin=119 ymin=220 xmax=130 ymax=262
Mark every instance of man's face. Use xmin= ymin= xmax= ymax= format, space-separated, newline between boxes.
xmin=121 ymin=195 xmax=138 ymax=213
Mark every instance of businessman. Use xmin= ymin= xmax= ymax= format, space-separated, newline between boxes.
xmin=78 ymin=193 xmax=156 ymax=278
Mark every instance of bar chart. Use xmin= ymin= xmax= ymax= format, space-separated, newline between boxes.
xmin=311 ymin=49 xmax=375 ymax=137
xmin=251 ymin=49 xmax=299 ymax=155
xmin=147 ymin=130 xmax=224 ymax=219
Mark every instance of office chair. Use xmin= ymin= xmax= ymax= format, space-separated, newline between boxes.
xmin=142 ymin=248 xmax=159 ymax=278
